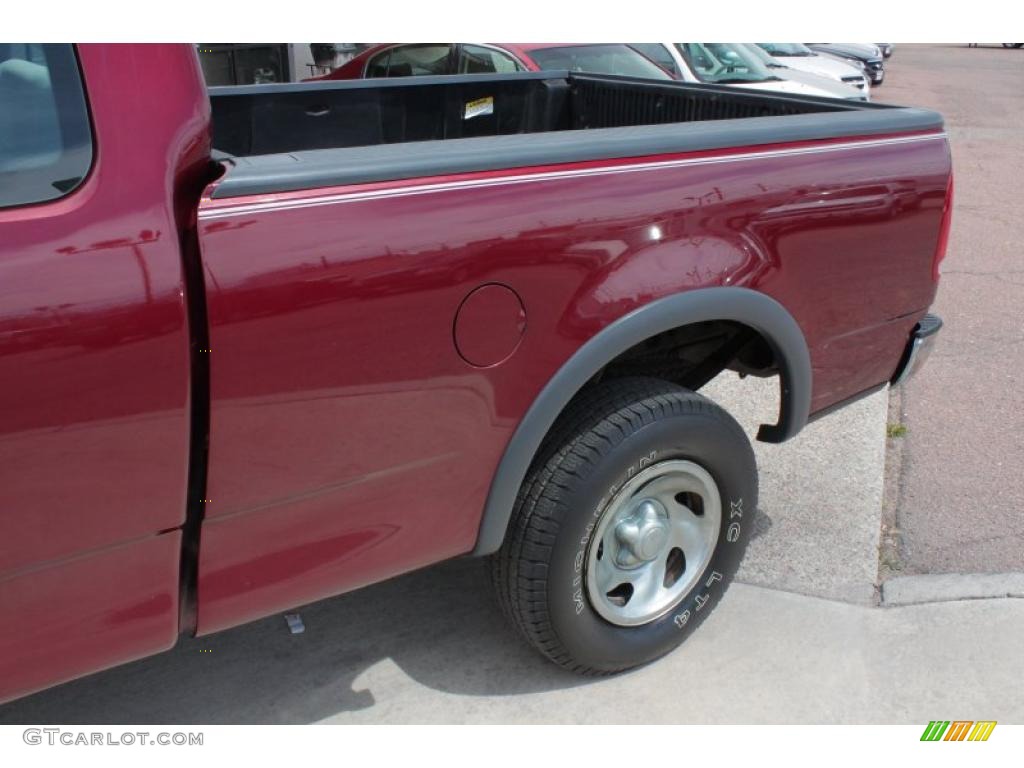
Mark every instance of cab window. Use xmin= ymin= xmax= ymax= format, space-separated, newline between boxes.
xmin=0 ymin=44 xmax=92 ymax=208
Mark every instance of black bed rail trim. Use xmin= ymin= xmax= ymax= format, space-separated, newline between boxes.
xmin=208 ymin=73 xmax=944 ymax=200
xmin=210 ymin=68 xmax=567 ymax=95
xmin=211 ymin=109 xmax=943 ymax=199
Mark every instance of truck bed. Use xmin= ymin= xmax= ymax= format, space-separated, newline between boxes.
xmin=207 ymin=71 xmax=943 ymax=197
xmin=194 ymin=71 xmax=949 ymax=635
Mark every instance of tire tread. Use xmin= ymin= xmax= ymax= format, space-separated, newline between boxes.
xmin=490 ymin=376 xmax=751 ymax=674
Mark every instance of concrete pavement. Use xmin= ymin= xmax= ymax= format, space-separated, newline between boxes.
xmin=883 ymin=572 xmax=1024 ymax=606
xmin=318 ymin=582 xmax=1024 ymax=725
xmin=0 ymin=348 xmax=1011 ymax=725
xmin=0 ymin=370 xmax=956 ymax=726
xmin=2 ymin=558 xmax=1021 ymax=724
xmin=705 ymin=374 xmax=888 ymax=604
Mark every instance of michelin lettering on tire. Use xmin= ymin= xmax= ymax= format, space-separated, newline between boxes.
xmin=572 ymin=449 xmax=658 ymax=616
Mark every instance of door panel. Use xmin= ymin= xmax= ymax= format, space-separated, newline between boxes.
xmin=0 ymin=44 xmax=211 ymax=702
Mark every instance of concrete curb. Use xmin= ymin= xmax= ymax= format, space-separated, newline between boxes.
xmin=881 ymin=572 xmax=1024 ymax=606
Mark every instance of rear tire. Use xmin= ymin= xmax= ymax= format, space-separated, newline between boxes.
xmin=491 ymin=377 xmax=758 ymax=674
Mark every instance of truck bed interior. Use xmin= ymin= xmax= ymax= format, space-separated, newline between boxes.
xmin=210 ymin=71 xmax=866 ymax=156
xmin=205 ymin=71 xmax=942 ymax=198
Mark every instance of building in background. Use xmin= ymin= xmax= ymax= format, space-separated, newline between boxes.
xmin=197 ymin=44 xmax=369 ymax=85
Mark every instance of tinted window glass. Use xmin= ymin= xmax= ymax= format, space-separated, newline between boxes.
xmin=527 ymin=45 xmax=672 ymax=80
xmin=674 ymin=43 xmax=775 ymax=84
xmin=629 ymin=44 xmax=681 ymax=77
xmin=756 ymin=43 xmax=815 ymax=57
xmin=458 ymin=45 xmax=523 ymax=74
xmin=0 ymin=44 xmax=92 ymax=208
xmin=366 ymin=45 xmax=453 ymax=78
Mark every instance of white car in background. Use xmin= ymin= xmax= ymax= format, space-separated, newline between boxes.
xmin=631 ymin=43 xmax=866 ymax=101
xmin=744 ymin=44 xmax=868 ymax=100
xmin=754 ymin=43 xmax=870 ymax=95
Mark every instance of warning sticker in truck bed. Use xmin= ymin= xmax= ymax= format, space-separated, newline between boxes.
xmin=464 ymin=96 xmax=494 ymax=120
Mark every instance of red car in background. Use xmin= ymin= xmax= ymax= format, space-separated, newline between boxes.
xmin=310 ymin=43 xmax=675 ymax=80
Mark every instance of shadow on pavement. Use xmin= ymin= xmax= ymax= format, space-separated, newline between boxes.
xmin=0 ymin=558 xmax=591 ymax=724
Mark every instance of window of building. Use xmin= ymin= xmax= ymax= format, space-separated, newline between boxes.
xmin=197 ymin=44 xmax=290 ymax=86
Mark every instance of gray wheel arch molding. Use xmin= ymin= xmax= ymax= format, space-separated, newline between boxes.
xmin=471 ymin=286 xmax=812 ymax=556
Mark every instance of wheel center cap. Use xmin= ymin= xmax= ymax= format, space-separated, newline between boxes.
xmin=614 ymin=499 xmax=669 ymax=565
xmin=637 ymin=526 xmax=669 ymax=560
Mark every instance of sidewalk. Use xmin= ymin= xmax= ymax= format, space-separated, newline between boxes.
xmin=2 ymin=555 xmax=1021 ymax=724
xmin=704 ymin=373 xmax=888 ymax=604
xmin=2 ymin=373 xmax=1021 ymax=724
xmin=321 ymin=580 xmax=1024 ymax=724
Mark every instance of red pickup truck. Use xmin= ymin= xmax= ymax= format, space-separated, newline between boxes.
xmin=0 ymin=43 xmax=951 ymax=703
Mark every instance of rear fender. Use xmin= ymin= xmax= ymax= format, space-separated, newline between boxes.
xmin=471 ymin=286 xmax=811 ymax=555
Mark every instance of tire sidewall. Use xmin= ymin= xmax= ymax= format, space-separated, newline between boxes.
xmin=547 ymin=406 xmax=757 ymax=672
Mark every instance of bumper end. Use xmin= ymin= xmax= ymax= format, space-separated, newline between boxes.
xmin=892 ymin=313 xmax=942 ymax=386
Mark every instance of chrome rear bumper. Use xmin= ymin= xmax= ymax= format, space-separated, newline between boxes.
xmin=891 ymin=313 xmax=943 ymax=386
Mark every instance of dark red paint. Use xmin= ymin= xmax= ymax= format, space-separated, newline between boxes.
xmin=0 ymin=43 xmax=950 ymax=701
xmin=0 ymin=43 xmax=211 ymax=703
xmin=193 ymin=132 xmax=947 ymax=634
xmin=0 ymin=534 xmax=182 ymax=702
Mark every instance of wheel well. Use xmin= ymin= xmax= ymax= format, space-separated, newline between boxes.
xmin=592 ymin=320 xmax=777 ymax=392
xmin=471 ymin=287 xmax=811 ymax=556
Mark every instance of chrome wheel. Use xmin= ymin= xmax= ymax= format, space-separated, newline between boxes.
xmin=585 ymin=459 xmax=722 ymax=627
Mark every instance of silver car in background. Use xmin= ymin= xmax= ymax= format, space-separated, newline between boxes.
xmin=745 ymin=44 xmax=867 ymax=100
xmin=755 ymin=43 xmax=870 ymax=95
xmin=806 ymin=43 xmax=885 ymax=85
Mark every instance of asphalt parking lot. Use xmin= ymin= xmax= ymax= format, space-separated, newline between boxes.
xmin=2 ymin=45 xmax=1022 ymax=724
xmin=878 ymin=44 xmax=1024 ymax=575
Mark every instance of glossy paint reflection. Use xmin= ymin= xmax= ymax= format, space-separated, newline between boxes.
xmin=0 ymin=44 xmax=212 ymax=702
xmin=196 ymin=134 xmax=949 ymax=632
